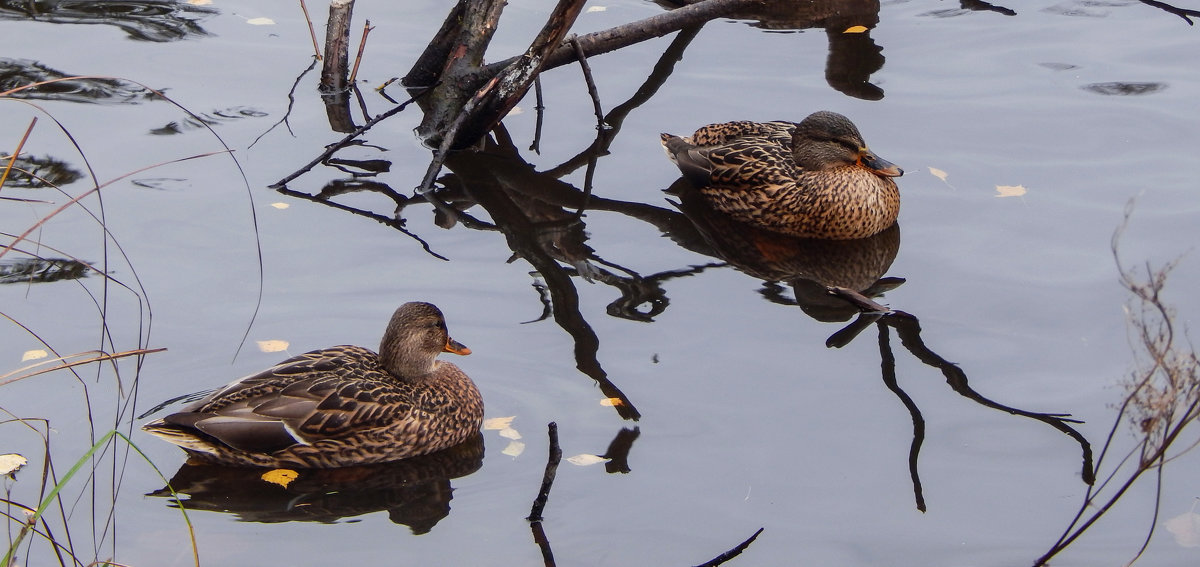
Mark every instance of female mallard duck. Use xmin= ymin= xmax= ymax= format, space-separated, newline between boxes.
xmin=661 ymin=110 xmax=903 ymax=240
xmin=142 ymin=302 xmax=482 ymax=468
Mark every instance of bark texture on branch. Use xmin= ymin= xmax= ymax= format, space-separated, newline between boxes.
xmin=404 ymin=0 xmax=762 ymax=150
xmin=320 ymin=0 xmax=355 ymax=92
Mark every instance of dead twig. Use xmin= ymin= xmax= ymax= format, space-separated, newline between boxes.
xmin=527 ymin=422 xmax=562 ymax=522
xmin=299 ymin=0 xmax=322 ymax=60
xmin=569 ymin=35 xmax=605 ymax=129
xmin=529 ymin=77 xmax=545 ymax=154
xmin=348 ymin=19 xmax=374 ymax=85
xmin=1 ymin=117 xmax=37 ymax=193
xmin=527 ymin=422 xmax=562 ymax=566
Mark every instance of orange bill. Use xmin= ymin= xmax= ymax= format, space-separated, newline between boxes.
xmin=860 ymin=150 xmax=904 ymax=177
xmin=444 ymin=338 xmax=471 ymax=355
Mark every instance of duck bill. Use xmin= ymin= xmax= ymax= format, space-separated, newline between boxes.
xmin=861 ymin=152 xmax=904 ymax=178
xmin=444 ymin=338 xmax=472 ymax=356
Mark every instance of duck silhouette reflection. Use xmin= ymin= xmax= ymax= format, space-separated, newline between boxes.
xmin=148 ymin=433 xmax=483 ymax=534
xmin=667 ymin=177 xmax=903 ymax=321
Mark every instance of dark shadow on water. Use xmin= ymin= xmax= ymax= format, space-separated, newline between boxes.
xmin=0 ymin=0 xmax=216 ymax=42
xmin=0 ymin=257 xmax=91 ymax=284
xmin=655 ymin=0 xmax=890 ymax=100
xmin=0 ymin=152 xmax=82 ymax=188
xmin=148 ymin=433 xmax=484 ymax=534
xmin=0 ymin=58 xmax=158 ymax=104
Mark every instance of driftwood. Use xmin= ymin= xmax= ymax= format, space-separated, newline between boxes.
xmin=403 ymin=0 xmax=763 ymax=152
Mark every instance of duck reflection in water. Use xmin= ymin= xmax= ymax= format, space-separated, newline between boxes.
xmin=148 ymin=433 xmax=484 ymax=534
xmin=667 ymin=176 xmax=903 ymax=322
xmin=666 ymin=177 xmax=1094 ymax=511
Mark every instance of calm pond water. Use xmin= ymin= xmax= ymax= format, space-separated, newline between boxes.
xmin=3 ymin=1 xmax=1200 ymax=566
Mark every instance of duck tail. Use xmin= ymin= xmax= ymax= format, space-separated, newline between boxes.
xmin=659 ymin=133 xmax=689 ymax=162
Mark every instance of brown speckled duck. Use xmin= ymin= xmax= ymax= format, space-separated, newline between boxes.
xmin=660 ymin=111 xmax=903 ymax=240
xmin=142 ymin=302 xmax=482 ymax=468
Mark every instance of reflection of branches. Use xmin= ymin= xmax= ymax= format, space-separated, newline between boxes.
xmin=822 ymin=308 xmax=1096 ymax=512
xmin=866 ymin=311 xmax=1096 ymax=511
xmin=274 ymin=184 xmax=452 ymax=261
xmin=445 ymin=146 xmax=642 ymax=420
xmin=878 ymin=323 xmax=928 ymax=512
xmin=1138 ymin=0 xmax=1200 ymax=25
xmin=600 ymin=427 xmax=641 ymax=474
xmin=885 ymin=312 xmax=1094 ymax=482
xmin=250 ymin=57 xmax=318 ymax=148
xmin=544 ymin=24 xmax=704 ymax=179
xmin=1035 ymin=202 xmax=1200 ymax=566
xmin=269 ymin=86 xmax=433 ymax=189
xmin=525 ymin=423 xmax=760 ymax=567
xmin=580 ymin=261 xmax=722 ymax=322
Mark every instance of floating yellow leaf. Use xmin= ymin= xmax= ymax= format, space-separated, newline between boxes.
xmin=0 ymin=453 xmax=28 ymax=477
xmin=257 ymin=339 xmax=289 ymax=353
xmin=995 ymin=184 xmax=1027 ymax=198
xmin=499 ymin=427 xmax=522 ymax=440
xmin=586 ymin=6 xmax=607 ymax=12
xmin=270 ymin=202 xmax=289 ymax=209
xmin=599 ymin=397 xmax=624 ymax=407
xmin=566 ymin=454 xmax=610 ymax=466
xmin=501 ymin=440 xmax=525 ymax=457
xmin=261 ymin=468 xmax=298 ymax=488
xmin=483 ymin=416 xmax=515 ymax=430
xmin=246 ymin=17 xmax=275 ymax=26
xmin=21 ymin=350 xmax=47 ymax=362
xmin=187 ymin=0 xmax=212 ymax=5
xmin=843 ymin=25 xmax=869 ymax=33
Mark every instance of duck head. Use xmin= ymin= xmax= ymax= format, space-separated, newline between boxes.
xmin=792 ymin=111 xmax=903 ymax=178
xmin=379 ymin=302 xmax=470 ymax=379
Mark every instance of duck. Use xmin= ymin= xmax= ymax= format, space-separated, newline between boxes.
xmin=660 ymin=110 xmax=903 ymax=240
xmin=142 ymin=302 xmax=482 ymax=469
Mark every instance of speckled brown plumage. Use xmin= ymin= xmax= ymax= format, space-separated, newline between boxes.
xmin=143 ymin=302 xmax=483 ymax=468
xmin=661 ymin=111 xmax=903 ymax=240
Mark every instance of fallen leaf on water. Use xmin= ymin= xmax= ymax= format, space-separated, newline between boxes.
xmin=246 ymin=17 xmax=275 ymax=26
xmin=483 ymin=416 xmax=515 ymax=430
xmin=928 ymin=166 xmax=956 ymax=190
xmin=499 ymin=427 xmax=522 ymax=440
xmin=0 ymin=453 xmax=28 ymax=477
xmin=1166 ymin=510 xmax=1200 ymax=547
xmin=187 ymin=0 xmax=212 ymax=5
xmin=599 ymin=397 xmax=624 ymax=407
xmin=270 ymin=202 xmax=289 ymax=209
xmin=843 ymin=25 xmax=869 ymax=33
xmin=261 ymin=468 xmax=298 ymax=488
xmin=257 ymin=339 xmax=289 ymax=353
xmin=566 ymin=454 xmax=610 ymax=466
xmin=995 ymin=184 xmax=1027 ymax=198
xmin=21 ymin=350 xmax=47 ymax=362
xmin=586 ymin=6 xmax=607 ymax=12
xmin=502 ymin=441 xmax=525 ymax=457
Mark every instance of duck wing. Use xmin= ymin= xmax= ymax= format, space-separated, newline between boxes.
xmin=155 ymin=346 xmax=416 ymax=453
xmin=662 ymin=121 xmax=798 ymax=189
